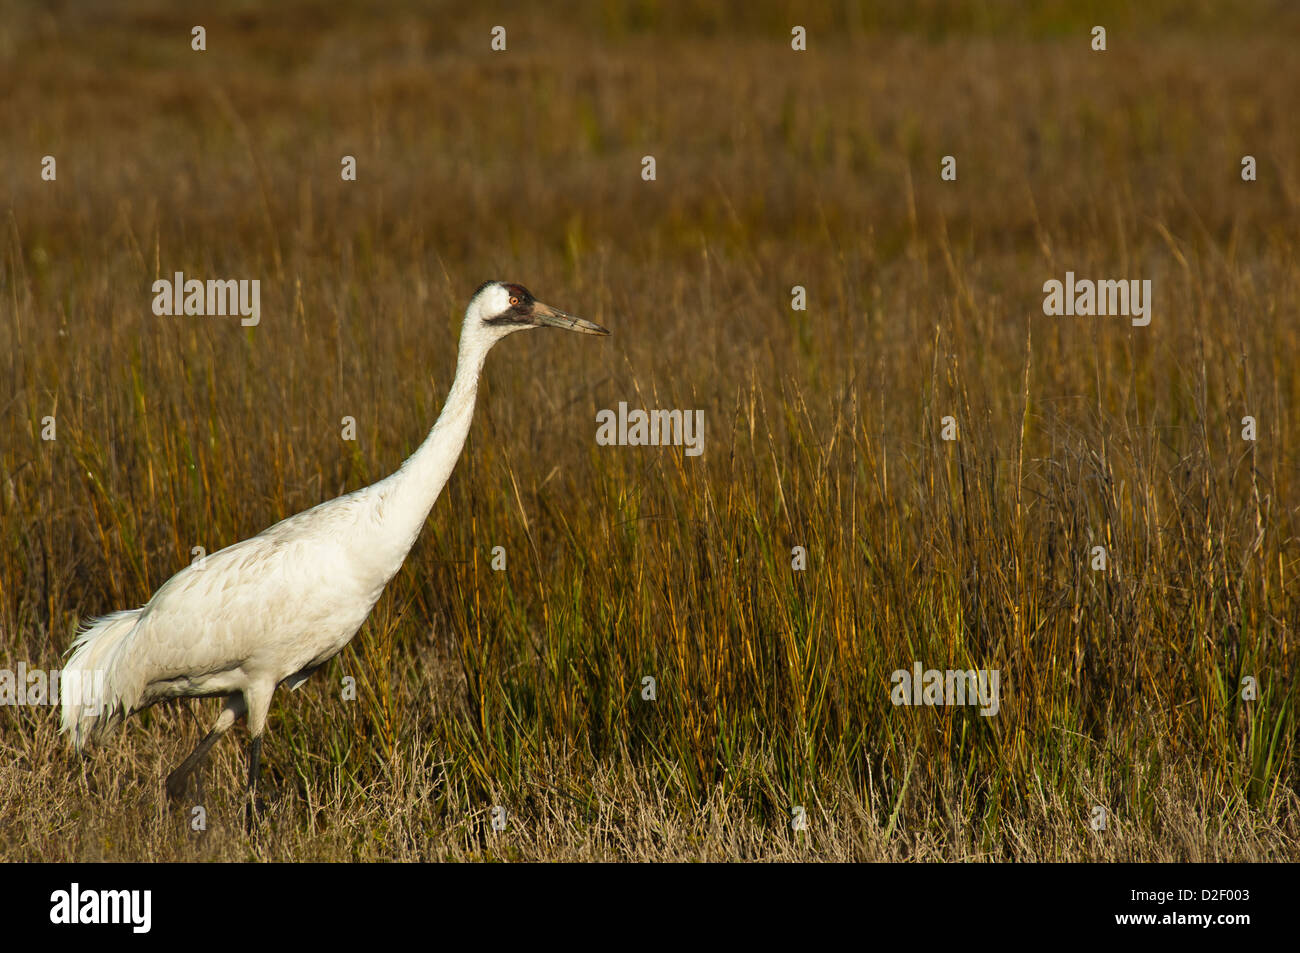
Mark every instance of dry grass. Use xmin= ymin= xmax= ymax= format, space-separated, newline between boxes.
xmin=1 ymin=0 xmax=1298 ymax=861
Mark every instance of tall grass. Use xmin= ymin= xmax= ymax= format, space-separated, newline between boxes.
xmin=1 ymin=0 xmax=1297 ymax=860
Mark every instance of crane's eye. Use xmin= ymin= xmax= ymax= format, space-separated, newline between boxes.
xmin=509 ymin=296 xmax=519 ymax=306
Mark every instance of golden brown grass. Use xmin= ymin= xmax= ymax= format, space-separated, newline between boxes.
xmin=1 ymin=0 xmax=1298 ymax=861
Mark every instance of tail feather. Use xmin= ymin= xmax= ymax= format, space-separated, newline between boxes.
xmin=60 ymin=609 xmax=144 ymax=749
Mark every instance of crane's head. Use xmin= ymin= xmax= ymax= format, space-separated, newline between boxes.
xmin=465 ymin=281 xmax=609 ymax=343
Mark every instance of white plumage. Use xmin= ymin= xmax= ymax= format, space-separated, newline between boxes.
xmin=61 ymin=281 xmax=607 ymax=805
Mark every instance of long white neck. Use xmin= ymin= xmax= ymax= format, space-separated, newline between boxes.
xmin=372 ymin=330 xmax=491 ymax=567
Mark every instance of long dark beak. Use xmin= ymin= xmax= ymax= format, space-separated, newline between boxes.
xmin=532 ymin=300 xmax=609 ymax=335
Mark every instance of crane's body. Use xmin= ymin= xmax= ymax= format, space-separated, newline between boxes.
xmin=60 ymin=281 xmax=608 ymax=806
xmin=65 ymin=479 xmax=407 ymax=744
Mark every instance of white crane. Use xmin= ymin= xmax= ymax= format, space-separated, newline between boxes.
xmin=61 ymin=281 xmax=608 ymax=809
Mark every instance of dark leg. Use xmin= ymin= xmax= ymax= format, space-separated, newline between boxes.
xmin=165 ymin=726 xmax=225 ymax=801
xmin=248 ymin=735 xmax=262 ymax=791
xmin=244 ymin=735 xmax=263 ymax=831
xmin=238 ymin=683 xmax=274 ymax=832
xmin=165 ymin=695 xmax=244 ymax=804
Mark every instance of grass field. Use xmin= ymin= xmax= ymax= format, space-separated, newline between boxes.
xmin=2 ymin=1 xmax=1298 ymax=861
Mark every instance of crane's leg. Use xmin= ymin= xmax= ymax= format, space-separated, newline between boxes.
xmin=248 ymin=736 xmax=262 ymax=792
xmin=165 ymin=695 xmax=246 ymax=802
xmin=242 ymin=682 xmax=275 ymax=831
xmin=180 ymin=701 xmax=208 ymax=811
